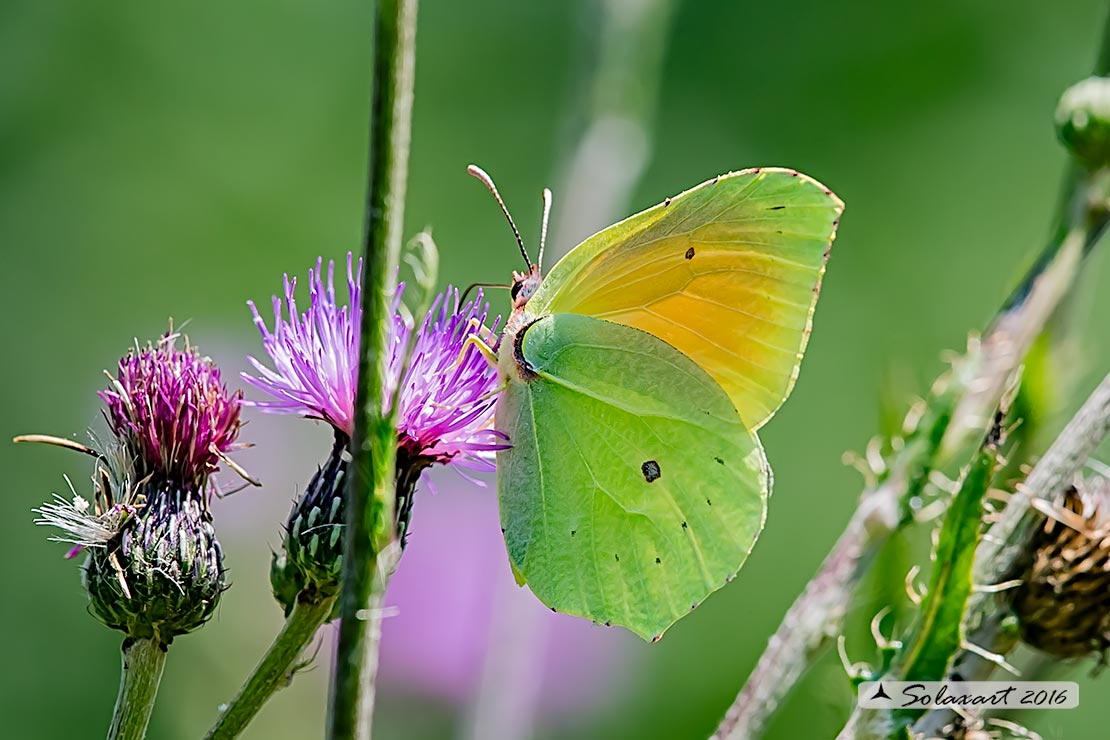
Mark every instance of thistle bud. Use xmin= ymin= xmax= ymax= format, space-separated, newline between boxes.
xmin=272 ymin=434 xmax=348 ymax=614
xmin=1010 ymin=477 xmax=1110 ymax=659
xmin=1056 ymin=76 xmax=1110 ymax=169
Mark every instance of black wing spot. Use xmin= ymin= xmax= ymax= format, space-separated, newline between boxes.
xmin=714 ymin=456 xmax=724 ymax=465
xmin=706 ymin=498 xmax=712 ymax=507
xmin=571 ymin=529 xmax=576 ymax=537
xmin=767 ymin=205 xmax=786 ymax=210
xmin=655 ymin=557 xmax=661 ymax=564
xmin=641 ymin=460 xmax=661 ymax=482
xmin=681 ymin=521 xmax=688 ymax=530
xmin=663 ymin=197 xmax=672 ymax=207
xmin=614 ymin=554 xmax=620 ymax=562
xmin=684 ymin=246 xmax=695 ymax=260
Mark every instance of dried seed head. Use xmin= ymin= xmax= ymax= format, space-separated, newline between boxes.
xmin=1010 ymin=476 xmax=1110 ymax=659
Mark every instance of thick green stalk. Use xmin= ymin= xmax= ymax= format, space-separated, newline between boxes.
xmin=107 ymin=638 xmax=166 ymax=740
xmin=328 ymin=0 xmax=417 ymax=737
xmin=204 ymin=596 xmax=336 ymax=740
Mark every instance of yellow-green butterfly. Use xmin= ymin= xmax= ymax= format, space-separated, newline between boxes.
xmin=468 ymin=165 xmax=843 ymax=641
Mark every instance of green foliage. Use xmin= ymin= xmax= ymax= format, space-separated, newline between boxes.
xmin=898 ymin=437 xmax=996 ymax=683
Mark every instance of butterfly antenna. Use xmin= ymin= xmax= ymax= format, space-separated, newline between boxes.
xmin=467 ymin=164 xmax=532 ymax=268
xmin=538 ymin=187 xmax=553 ymax=271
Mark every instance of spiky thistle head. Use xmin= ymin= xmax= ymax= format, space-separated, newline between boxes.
xmin=245 ymin=254 xmax=506 ymax=613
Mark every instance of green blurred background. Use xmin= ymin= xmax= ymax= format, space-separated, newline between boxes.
xmin=4 ymin=1 xmax=1110 ymax=737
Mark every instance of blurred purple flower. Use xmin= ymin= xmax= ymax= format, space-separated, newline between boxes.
xmin=99 ymin=333 xmax=243 ymax=486
xmin=378 ymin=480 xmax=637 ymax=722
xmin=242 ymin=253 xmax=507 ymax=469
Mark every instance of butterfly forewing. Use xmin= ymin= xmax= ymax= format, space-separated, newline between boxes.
xmin=527 ymin=168 xmax=842 ymax=430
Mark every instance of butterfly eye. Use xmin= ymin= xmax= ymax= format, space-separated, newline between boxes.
xmin=510 ymin=282 xmax=523 ymax=300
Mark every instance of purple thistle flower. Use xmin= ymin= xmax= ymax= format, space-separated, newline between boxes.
xmin=243 ymin=254 xmax=507 ymax=469
xmin=26 ymin=332 xmax=241 ymax=641
xmin=248 ymin=254 xmax=507 ymax=610
xmin=99 ymin=334 xmax=243 ymax=487
xmin=244 ymin=255 xmax=361 ymax=435
xmin=391 ymin=288 xmax=509 ymax=469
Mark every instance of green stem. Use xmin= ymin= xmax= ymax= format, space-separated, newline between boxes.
xmin=204 ymin=596 xmax=335 ymax=740
xmin=328 ymin=0 xmax=418 ymax=737
xmin=107 ymin=638 xmax=167 ymax=740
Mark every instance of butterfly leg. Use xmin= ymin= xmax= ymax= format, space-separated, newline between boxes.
xmin=475 ymin=379 xmax=509 ymax=402
xmin=450 ymin=334 xmax=509 ymax=401
xmin=453 ymin=331 xmax=499 ymax=371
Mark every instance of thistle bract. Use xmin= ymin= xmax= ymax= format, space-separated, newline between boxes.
xmin=84 ymin=479 xmax=225 ymax=641
xmin=246 ymin=255 xmax=505 ymax=614
xmin=271 ymin=435 xmax=349 ymax=613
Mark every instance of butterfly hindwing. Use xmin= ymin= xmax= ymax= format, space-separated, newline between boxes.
xmin=495 ymin=313 xmax=768 ymax=640
xmin=527 ymin=168 xmax=842 ymax=430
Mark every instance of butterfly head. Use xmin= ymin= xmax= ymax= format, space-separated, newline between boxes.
xmin=467 ymin=164 xmax=553 ymax=311
xmin=510 ymin=264 xmax=543 ymax=309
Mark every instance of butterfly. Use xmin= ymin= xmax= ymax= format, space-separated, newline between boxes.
xmin=467 ymin=165 xmax=843 ymax=641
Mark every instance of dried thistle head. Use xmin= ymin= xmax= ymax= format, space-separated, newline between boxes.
xmin=1010 ymin=475 xmax=1110 ymax=660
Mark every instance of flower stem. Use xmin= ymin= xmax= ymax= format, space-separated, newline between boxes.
xmin=107 ymin=638 xmax=167 ymax=740
xmin=328 ymin=0 xmax=418 ymax=737
xmin=204 ymin=596 xmax=336 ymax=740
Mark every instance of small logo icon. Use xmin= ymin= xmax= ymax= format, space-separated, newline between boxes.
xmin=869 ymin=683 xmax=891 ymax=701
